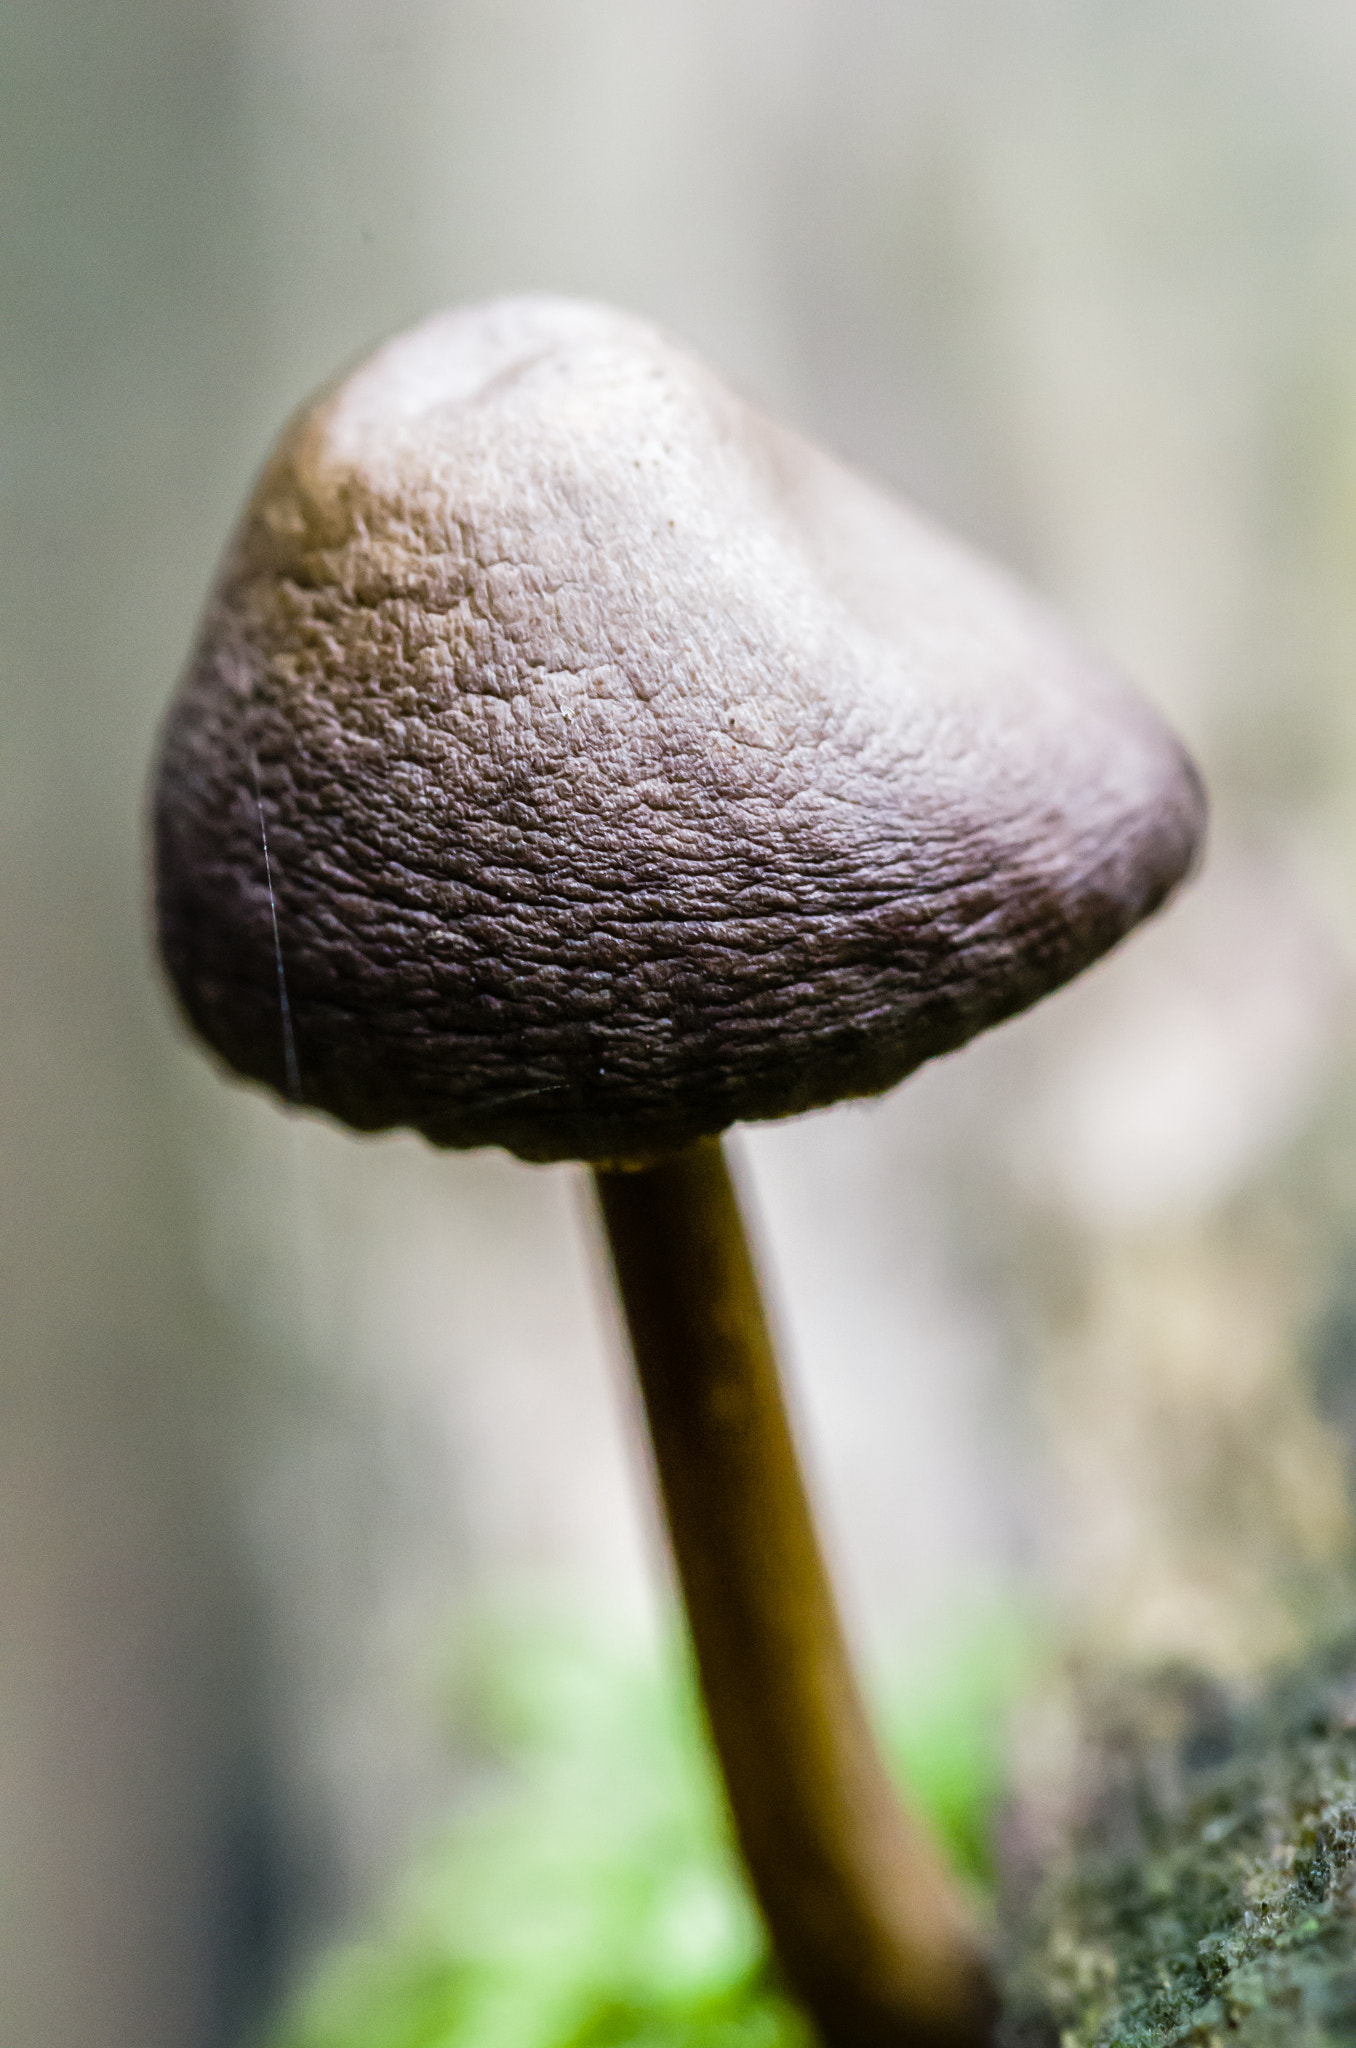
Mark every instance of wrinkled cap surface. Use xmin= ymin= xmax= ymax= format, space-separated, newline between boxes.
xmin=154 ymin=295 xmax=1205 ymax=1162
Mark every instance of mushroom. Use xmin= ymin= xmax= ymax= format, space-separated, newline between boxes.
xmin=152 ymin=295 xmax=1205 ymax=2047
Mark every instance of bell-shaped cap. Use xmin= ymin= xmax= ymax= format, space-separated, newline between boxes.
xmin=153 ymin=296 xmax=1205 ymax=1162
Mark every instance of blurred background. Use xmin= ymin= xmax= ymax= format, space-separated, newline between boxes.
xmin=7 ymin=2 xmax=1356 ymax=2043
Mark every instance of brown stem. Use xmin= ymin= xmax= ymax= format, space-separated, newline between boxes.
xmin=593 ymin=1136 xmax=997 ymax=2048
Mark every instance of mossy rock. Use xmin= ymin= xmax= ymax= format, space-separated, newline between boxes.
xmin=1003 ymin=1639 xmax=1356 ymax=2047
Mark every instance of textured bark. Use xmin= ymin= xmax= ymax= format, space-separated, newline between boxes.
xmin=1001 ymin=1643 xmax=1356 ymax=2048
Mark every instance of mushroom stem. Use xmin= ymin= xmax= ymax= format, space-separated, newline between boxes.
xmin=593 ymin=1137 xmax=997 ymax=2048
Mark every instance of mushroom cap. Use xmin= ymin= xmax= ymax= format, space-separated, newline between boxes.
xmin=153 ymin=295 xmax=1205 ymax=1163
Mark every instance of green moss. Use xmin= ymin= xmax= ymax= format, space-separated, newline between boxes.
xmin=1004 ymin=1640 xmax=1356 ymax=2047
xmin=270 ymin=1613 xmax=1024 ymax=2048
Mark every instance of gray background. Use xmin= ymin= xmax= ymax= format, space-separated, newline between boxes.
xmin=7 ymin=4 xmax=1356 ymax=2043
